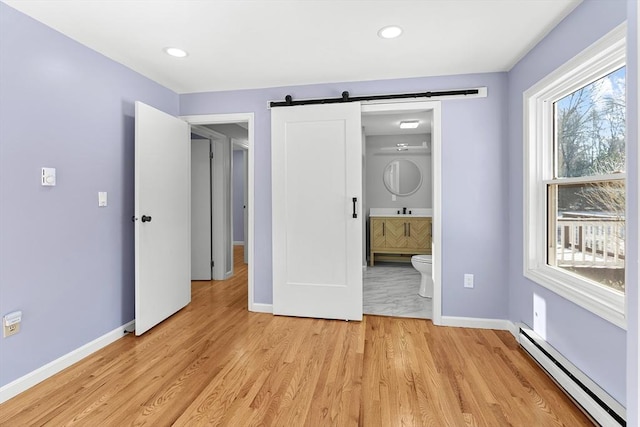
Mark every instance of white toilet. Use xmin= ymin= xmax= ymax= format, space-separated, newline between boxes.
xmin=411 ymin=254 xmax=433 ymax=298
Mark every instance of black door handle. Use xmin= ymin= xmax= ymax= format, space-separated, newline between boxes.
xmin=352 ymin=197 xmax=357 ymax=218
xmin=141 ymin=215 xmax=152 ymax=223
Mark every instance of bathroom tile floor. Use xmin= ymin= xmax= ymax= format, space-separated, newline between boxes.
xmin=363 ymin=262 xmax=432 ymax=319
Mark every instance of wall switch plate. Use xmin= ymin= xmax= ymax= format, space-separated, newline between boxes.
xmin=98 ymin=192 xmax=107 ymax=207
xmin=41 ymin=167 xmax=56 ymax=186
xmin=464 ymin=273 xmax=474 ymax=288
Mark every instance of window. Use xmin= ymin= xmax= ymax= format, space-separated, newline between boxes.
xmin=524 ymin=24 xmax=626 ymax=328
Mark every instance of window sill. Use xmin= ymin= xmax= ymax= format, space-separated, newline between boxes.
xmin=524 ymin=264 xmax=626 ymax=329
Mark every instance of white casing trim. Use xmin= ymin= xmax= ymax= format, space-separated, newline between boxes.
xmin=0 ymin=320 xmax=135 ymax=404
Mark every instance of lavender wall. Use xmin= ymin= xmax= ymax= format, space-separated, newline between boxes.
xmin=506 ymin=0 xmax=632 ymax=406
xmin=233 ymin=149 xmax=245 ymax=243
xmin=0 ymin=3 xmax=178 ymax=387
xmin=180 ymin=72 xmax=510 ymax=318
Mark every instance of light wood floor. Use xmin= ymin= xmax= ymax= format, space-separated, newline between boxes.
xmin=0 ymin=246 xmax=592 ymax=426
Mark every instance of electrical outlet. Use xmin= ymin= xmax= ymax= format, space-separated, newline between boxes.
xmin=3 ymin=323 xmax=20 ymax=338
xmin=3 ymin=311 xmax=22 ymax=338
xmin=464 ymin=273 xmax=474 ymax=288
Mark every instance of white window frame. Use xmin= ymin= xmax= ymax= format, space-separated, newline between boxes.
xmin=524 ymin=23 xmax=627 ymax=329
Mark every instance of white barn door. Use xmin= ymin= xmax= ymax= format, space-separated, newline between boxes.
xmin=271 ymin=103 xmax=363 ymax=321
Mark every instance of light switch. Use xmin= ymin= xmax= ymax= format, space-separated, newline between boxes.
xmin=41 ymin=167 xmax=56 ymax=186
xmin=98 ymin=192 xmax=107 ymax=207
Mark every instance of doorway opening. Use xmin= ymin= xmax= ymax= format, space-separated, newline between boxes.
xmin=361 ymin=101 xmax=442 ymax=323
xmin=183 ymin=113 xmax=255 ymax=311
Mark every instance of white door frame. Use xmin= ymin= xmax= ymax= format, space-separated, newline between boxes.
xmin=242 ymin=147 xmax=249 ymax=263
xmin=231 ymin=139 xmax=250 ymax=264
xmin=182 ymin=113 xmax=256 ymax=311
xmin=361 ymin=100 xmax=443 ymax=325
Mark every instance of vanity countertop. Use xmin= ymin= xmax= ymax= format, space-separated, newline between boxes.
xmin=369 ymin=208 xmax=433 ymax=217
xmin=369 ymin=214 xmax=432 ymax=218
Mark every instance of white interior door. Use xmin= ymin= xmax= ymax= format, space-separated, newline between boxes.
xmin=211 ymin=137 xmax=232 ymax=280
xmin=191 ymin=139 xmax=212 ymax=280
xmin=135 ymin=101 xmax=191 ymax=336
xmin=271 ymin=103 xmax=363 ymax=320
xmin=243 ymin=149 xmax=249 ymax=264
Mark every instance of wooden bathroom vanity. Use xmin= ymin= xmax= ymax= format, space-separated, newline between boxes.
xmin=369 ymin=216 xmax=432 ymax=266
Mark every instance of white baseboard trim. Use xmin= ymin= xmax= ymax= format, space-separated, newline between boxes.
xmin=440 ymin=316 xmax=515 ymax=333
xmin=0 ymin=320 xmax=135 ymax=404
xmin=241 ymin=310 xmax=516 ymax=331
xmin=250 ymin=303 xmax=273 ymax=313
xmin=508 ymin=321 xmax=519 ymax=340
xmin=233 ymin=241 xmax=245 ymax=246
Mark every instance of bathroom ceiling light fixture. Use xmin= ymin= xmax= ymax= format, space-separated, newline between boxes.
xmin=379 ymin=141 xmax=430 ymax=154
xmin=163 ymin=47 xmax=188 ymax=58
xmin=399 ymin=120 xmax=419 ymax=129
xmin=378 ymin=25 xmax=403 ymax=39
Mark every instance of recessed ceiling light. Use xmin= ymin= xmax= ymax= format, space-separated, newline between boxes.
xmin=378 ymin=25 xmax=403 ymax=39
xmin=399 ymin=120 xmax=419 ymax=129
xmin=164 ymin=47 xmax=188 ymax=58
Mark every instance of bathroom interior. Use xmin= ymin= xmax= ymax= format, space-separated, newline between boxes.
xmin=363 ymin=109 xmax=433 ymax=319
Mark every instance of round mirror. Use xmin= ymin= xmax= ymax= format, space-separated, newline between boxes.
xmin=383 ymin=159 xmax=423 ymax=196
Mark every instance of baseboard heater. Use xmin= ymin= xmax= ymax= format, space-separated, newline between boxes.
xmin=517 ymin=325 xmax=626 ymax=426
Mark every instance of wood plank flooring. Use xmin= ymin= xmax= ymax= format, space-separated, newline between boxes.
xmin=0 ymin=246 xmax=592 ymax=426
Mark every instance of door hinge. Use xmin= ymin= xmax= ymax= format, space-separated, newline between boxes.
xmin=209 ymin=152 xmax=214 ymax=159
xmin=211 ymin=260 xmax=215 ymax=267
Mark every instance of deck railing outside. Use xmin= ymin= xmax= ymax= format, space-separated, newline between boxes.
xmin=556 ymin=217 xmax=625 ymax=268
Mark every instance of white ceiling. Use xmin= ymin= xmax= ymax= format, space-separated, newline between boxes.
xmin=204 ymin=123 xmax=249 ymax=140
xmin=3 ymin=0 xmax=581 ymax=94
xmin=362 ymin=111 xmax=432 ymax=136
